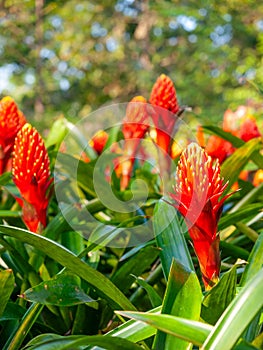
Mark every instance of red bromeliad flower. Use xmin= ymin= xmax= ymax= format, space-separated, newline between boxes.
xmin=205 ymin=107 xmax=261 ymax=163
xmin=169 ymin=143 xmax=234 ymax=289
xmin=0 ymin=96 xmax=26 ymax=174
xmin=119 ymin=96 xmax=149 ymax=190
xmin=149 ymin=74 xmax=180 ymax=155
xmin=12 ymin=124 xmax=53 ymax=233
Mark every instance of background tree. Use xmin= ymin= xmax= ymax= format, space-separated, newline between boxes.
xmin=0 ymin=0 xmax=263 ymax=129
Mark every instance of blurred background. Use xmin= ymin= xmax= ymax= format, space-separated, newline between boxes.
xmin=0 ymin=0 xmax=263 ymax=130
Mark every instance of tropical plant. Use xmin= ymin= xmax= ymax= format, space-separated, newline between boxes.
xmin=0 ymin=75 xmax=262 ymax=350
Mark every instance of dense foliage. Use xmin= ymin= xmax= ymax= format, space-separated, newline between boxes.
xmin=0 ymin=73 xmax=262 ymax=349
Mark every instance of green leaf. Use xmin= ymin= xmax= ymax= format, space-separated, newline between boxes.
xmin=111 ymin=245 xmax=159 ymax=294
xmin=22 ymin=272 xmax=96 ymax=307
xmin=0 ymin=210 xmax=21 ymax=218
xmin=201 ymin=265 xmax=237 ymax=325
xmin=218 ymin=203 xmax=263 ymax=231
xmin=219 ymin=240 xmax=249 ymax=260
xmin=154 ymin=260 xmax=202 ymax=350
xmin=4 ymin=303 xmax=44 ymax=350
xmin=153 ymin=200 xmax=194 ymax=280
xmin=64 ymin=120 xmax=97 ymax=160
xmin=87 ymin=223 xmax=126 ymax=251
xmin=228 ymin=183 xmax=263 ymax=213
xmin=0 ymin=269 xmax=15 ymax=317
xmin=0 ymin=302 xmax=25 ymax=322
xmin=239 ymin=233 xmax=263 ymax=343
xmin=201 ymin=125 xmax=244 ymax=148
xmin=0 ymin=225 xmax=136 ymax=311
xmin=106 ymin=306 xmax=161 ymax=342
xmin=116 ymin=311 xmax=213 ymax=347
xmin=0 ymin=172 xmax=12 ymax=186
xmin=234 ymin=340 xmax=259 ymax=350
xmin=23 ymin=333 xmax=143 ymax=350
xmin=252 ymin=332 xmax=263 ymax=349
xmin=131 ymin=275 xmax=162 ymax=308
xmin=240 ymin=233 xmax=263 ymax=286
xmin=45 ymin=116 xmax=68 ymax=150
xmin=221 ymin=138 xmax=262 ymax=191
xmin=55 ymin=152 xmax=96 ymax=197
xmin=201 ymin=125 xmax=263 ymax=169
xmin=61 ymin=231 xmax=85 ymax=255
xmin=202 ymin=269 xmax=263 ymax=350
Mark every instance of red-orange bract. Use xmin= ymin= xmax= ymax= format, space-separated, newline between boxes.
xmin=149 ymin=74 xmax=180 ymax=155
xmin=169 ymin=143 xmax=234 ymax=289
xmin=119 ymin=96 xmax=149 ymax=190
xmin=239 ymin=116 xmax=261 ymax=142
xmin=89 ymin=130 xmax=109 ymax=155
xmin=205 ymin=135 xmax=234 ymax=164
xmin=12 ymin=124 xmax=53 ymax=233
xmin=0 ymin=96 xmax=26 ymax=174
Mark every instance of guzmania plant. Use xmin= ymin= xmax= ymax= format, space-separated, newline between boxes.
xmin=0 ymin=75 xmax=262 ymax=350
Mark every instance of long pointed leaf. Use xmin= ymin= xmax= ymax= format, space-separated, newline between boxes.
xmin=116 ymin=311 xmax=213 ymax=347
xmin=155 ymin=260 xmax=202 ymax=350
xmin=0 ymin=269 xmax=15 ymax=317
xmin=0 ymin=225 xmax=135 ymax=311
xmin=221 ymin=138 xmax=262 ymax=191
xmin=153 ymin=200 xmax=194 ymax=280
xmin=240 ymin=233 xmax=263 ymax=286
xmin=24 ymin=334 xmax=143 ymax=350
xmin=202 ymin=269 xmax=263 ymax=350
xmin=201 ymin=265 xmax=237 ymax=325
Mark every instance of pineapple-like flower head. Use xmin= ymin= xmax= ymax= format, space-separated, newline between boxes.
xmin=0 ymin=96 xmax=26 ymax=174
xmin=169 ymin=142 xmax=234 ymax=289
xmin=149 ymin=74 xmax=180 ymax=154
xmin=12 ymin=123 xmax=53 ymax=233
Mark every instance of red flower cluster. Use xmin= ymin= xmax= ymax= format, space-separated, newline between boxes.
xmin=205 ymin=106 xmax=261 ymax=163
xmin=118 ymin=96 xmax=149 ymax=190
xmin=169 ymin=143 xmax=233 ymax=289
xmin=0 ymin=97 xmax=26 ymax=174
xmin=117 ymin=74 xmax=182 ymax=189
xmin=12 ymin=123 xmax=53 ymax=233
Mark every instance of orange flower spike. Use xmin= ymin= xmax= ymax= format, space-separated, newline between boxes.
xmin=149 ymin=74 xmax=180 ymax=154
xmin=12 ymin=124 xmax=53 ymax=233
xmin=169 ymin=143 xmax=234 ymax=289
xmin=149 ymin=74 xmax=179 ymax=116
xmin=120 ymin=96 xmax=149 ymax=190
xmin=0 ymin=96 xmax=26 ymax=174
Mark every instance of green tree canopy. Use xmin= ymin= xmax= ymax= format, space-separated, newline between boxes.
xmin=0 ymin=0 xmax=263 ymax=128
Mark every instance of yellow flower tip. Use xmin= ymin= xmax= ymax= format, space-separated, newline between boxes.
xmin=130 ymin=95 xmax=147 ymax=103
xmin=1 ymin=96 xmax=15 ymax=103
